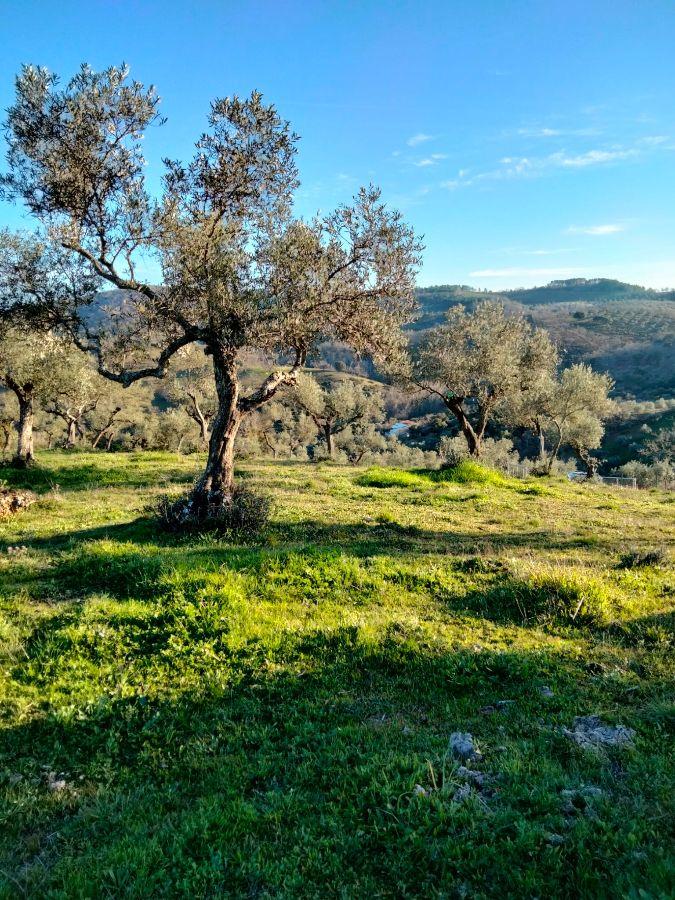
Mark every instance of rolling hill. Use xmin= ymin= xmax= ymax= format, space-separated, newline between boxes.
xmin=414 ymin=280 xmax=675 ymax=399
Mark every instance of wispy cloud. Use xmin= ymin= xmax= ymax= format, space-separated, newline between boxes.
xmin=640 ymin=135 xmax=668 ymax=144
xmin=441 ymin=140 xmax=657 ymax=190
xmin=407 ymin=133 xmax=433 ymax=147
xmin=567 ymin=223 xmax=624 ymax=235
xmin=515 ymin=126 xmax=600 ymax=139
xmin=555 ymin=148 xmax=638 ymax=167
xmin=527 ymin=248 xmax=578 ymax=255
xmin=414 ymin=153 xmax=447 ymax=167
xmin=517 ymin=127 xmax=561 ymax=138
xmin=470 ymin=266 xmax=586 ymax=278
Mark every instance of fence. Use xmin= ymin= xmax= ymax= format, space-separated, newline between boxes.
xmin=505 ymin=462 xmax=530 ymax=479
xmin=503 ymin=462 xmax=648 ymax=490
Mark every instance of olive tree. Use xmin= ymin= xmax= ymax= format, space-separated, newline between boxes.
xmin=0 ymin=325 xmax=68 ymax=464
xmin=87 ymin=399 xmax=125 ymax=449
xmin=338 ymin=422 xmax=387 ymax=465
xmin=405 ymin=302 xmax=556 ymax=457
xmin=239 ymin=401 xmax=316 ymax=459
xmin=539 ymin=364 xmax=615 ymax=475
xmin=293 ymin=372 xmax=385 ymax=458
xmin=167 ymin=353 xmax=217 ymax=447
xmin=0 ymin=392 xmax=14 ymax=458
xmin=1 ymin=64 xmax=421 ymax=520
xmin=44 ymin=355 xmax=103 ymax=447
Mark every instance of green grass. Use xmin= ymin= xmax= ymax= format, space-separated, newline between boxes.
xmin=1 ymin=452 xmax=674 ymax=897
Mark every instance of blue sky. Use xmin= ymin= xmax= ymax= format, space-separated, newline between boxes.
xmin=1 ymin=0 xmax=674 ymax=289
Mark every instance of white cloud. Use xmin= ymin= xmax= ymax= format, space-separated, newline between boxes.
xmin=556 ymin=148 xmax=637 ymax=167
xmin=414 ymin=153 xmax=447 ymax=167
xmin=523 ymin=248 xmax=580 ymax=256
xmin=470 ymin=266 xmax=586 ymax=278
xmin=440 ymin=141 xmax=650 ymax=191
xmin=515 ymin=126 xmax=601 ymax=139
xmin=407 ymin=133 xmax=433 ymax=147
xmin=517 ymin=127 xmax=561 ymax=137
xmin=466 ymin=261 xmax=675 ymax=290
xmin=567 ymin=223 xmax=624 ymax=235
xmin=500 ymin=148 xmax=636 ymax=173
xmin=640 ymin=135 xmax=669 ymax=145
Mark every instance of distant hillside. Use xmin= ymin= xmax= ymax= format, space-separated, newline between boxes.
xmin=417 ymin=278 xmax=674 ymax=316
xmin=505 ymin=277 xmax=675 ymax=305
xmin=414 ymin=280 xmax=675 ymax=398
xmin=413 ymin=285 xmax=506 ymax=330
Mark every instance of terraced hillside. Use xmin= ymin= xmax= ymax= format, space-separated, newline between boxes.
xmin=415 ymin=285 xmax=675 ymax=398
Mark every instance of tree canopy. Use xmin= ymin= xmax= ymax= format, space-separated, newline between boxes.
xmin=404 ymin=302 xmax=557 ymax=457
xmin=1 ymin=63 xmax=422 ymax=518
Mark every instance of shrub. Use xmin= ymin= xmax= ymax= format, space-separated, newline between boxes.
xmin=376 ymin=509 xmax=397 ymax=524
xmin=355 ymin=467 xmax=426 ymax=488
xmin=154 ymin=485 xmax=272 ymax=535
xmin=438 ymin=435 xmax=519 ymax=471
xmin=614 ymin=461 xmax=674 ymax=489
xmin=618 ymin=548 xmax=668 ymax=569
xmin=0 ymin=486 xmax=37 ymax=518
xmin=430 ymin=460 xmax=508 ymax=486
xmin=474 ymin=569 xmax=614 ymax=627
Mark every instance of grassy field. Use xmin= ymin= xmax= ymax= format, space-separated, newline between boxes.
xmin=0 ymin=452 xmax=673 ymax=898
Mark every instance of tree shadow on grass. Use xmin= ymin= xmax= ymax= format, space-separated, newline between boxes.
xmin=0 ymin=518 xmax=619 ymax=613
xmin=4 ymin=514 xmax=611 ymax=557
xmin=0 ymin=455 xmax=196 ymax=495
xmin=1 ymin=630 xmax=671 ymax=897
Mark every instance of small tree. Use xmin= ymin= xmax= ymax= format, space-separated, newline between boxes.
xmin=1 ymin=64 xmax=421 ymax=521
xmin=167 ymin=354 xmax=217 ymax=448
xmin=0 ymin=325 xmax=67 ymax=465
xmin=640 ymin=426 xmax=674 ymax=466
xmin=540 ymin=364 xmax=615 ymax=475
xmin=405 ymin=302 xmax=557 ymax=457
xmin=88 ymin=401 xmax=125 ymax=449
xmin=238 ymin=401 xmax=314 ymax=459
xmin=151 ymin=408 xmax=195 ymax=453
xmin=44 ymin=355 xmax=103 ymax=447
xmin=338 ymin=422 xmax=387 ymax=465
xmin=293 ymin=372 xmax=385 ymax=458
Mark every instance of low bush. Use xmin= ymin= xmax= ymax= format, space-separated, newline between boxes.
xmin=438 ymin=435 xmax=519 ymax=471
xmin=154 ymin=485 xmax=272 ymax=535
xmin=618 ymin=548 xmax=668 ymax=569
xmin=355 ymin=467 xmax=426 ymax=489
xmin=429 ymin=460 xmax=508 ymax=486
xmin=0 ymin=485 xmax=37 ymax=518
xmin=465 ymin=568 xmax=615 ymax=627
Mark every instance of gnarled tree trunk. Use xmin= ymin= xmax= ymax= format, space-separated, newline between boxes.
xmin=574 ymin=443 xmax=599 ymax=481
xmin=444 ymin=398 xmax=481 ymax=457
xmin=189 ymin=349 xmax=242 ymax=517
xmin=545 ymin=420 xmax=563 ymax=475
xmin=92 ymin=406 xmax=123 ymax=449
xmin=15 ymin=395 xmax=34 ymax=467
xmin=324 ymin=421 xmax=334 ymax=458
xmin=187 ymin=393 xmax=211 ymax=448
xmin=66 ymin=417 xmax=78 ymax=448
xmin=534 ymin=418 xmax=546 ymax=460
